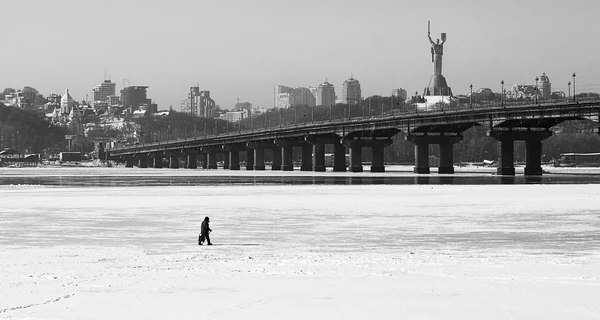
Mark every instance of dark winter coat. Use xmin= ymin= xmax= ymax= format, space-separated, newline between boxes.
xmin=201 ymin=220 xmax=211 ymax=235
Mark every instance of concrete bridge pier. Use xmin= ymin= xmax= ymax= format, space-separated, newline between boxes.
xmin=271 ymin=147 xmax=282 ymax=171
xmin=438 ymin=136 xmax=463 ymax=174
xmin=312 ymin=143 xmax=326 ymax=172
xmin=413 ymin=141 xmax=430 ymax=174
xmin=168 ymin=153 xmax=180 ymax=169
xmin=151 ymin=154 xmax=163 ymax=169
xmin=124 ymin=157 xmax=135 ymax=168
xmin=333 ymin=142 xmax=347 ymax=172
xmin=227 ymin=149 xmax=240 ymax=170
xmin=525 ymin=139 xmax=543 ymax=175
xmin=301 ymin=144 xmax=313 ymax=171
xmin=186 ymin=152 xmax=198 ymax=169
xmin=488 ymin=129 xmax=552 ymax=176
xmin=247 ymin=143 xmax=267 ymax=170
xmin=306 ymin=134 xmax=343 ymax=172
xmin=146 ymin=155 xmax=154 ymax=168
xmin=281 ymin=146 xmax=293 ymax=171
xmin=369 ymin=140 xmax=393 ymax=172
xmin=488 ymin=132 xmax=515 ymax=175
xmin=223 ymin=151 xmax=230 ymax=169
xmin=246 ymin=149 xmax=255 ymax=170
xmin=344 ymin=140 xmax=363 ymax=173
xmin=200 ymin=153 xmax=207 ymax=169
xmin=408 ymin=134 xmax=462 ymax=174
xmin=136 ymin=155 xmax=148 ymax=168
xmin=275 ymin=140 xmax=297 ymax=171
xmin=253 ymin=148 xmax=265 ymax=170
xmin=203 ymin=149 xmax=219 ymax=169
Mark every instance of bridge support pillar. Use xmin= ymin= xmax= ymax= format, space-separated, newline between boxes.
xmin=301 ymin=144 xmax=312 ymax=171
xmin=333 ymin=142 xmax=347 ymax=172
xmin=200 ymin=153 xmax=207 ymax=169
xmin=225 ymin=145 xmax=246 ymax=170
xmin=169 ymin=155 xmax=179 ymax=169
xmin=271 ymin=147 xmax=282 ymax=171
xmin=343 ymin=139 xmax=393 ymax=173
xmin=252 ymin=146 xmax=266 ymax=170
xmin=438 ymin=137 xmax=463 ymax=174
xmin=124 ymin=157 xmax=135 ymax=168
xmin=313 ymin=144 xmax=326 ymax=172
xmin=246 ymin=149 xmax=255 ymax=170
xmin=281 ymin=146 xmax=293 ymax=171
xmin=499 ymin=138 xmax=515 ymax=175
xmin=223 ymin=151 xmax=230 ymax=169
xmin=205 ymin=150 xmax=218 ymax=169
xmin=488 ymin=129 xmax=552 ymax=176
xmin=414 ymin=142 xmax=429 ymax=174
xmin=525 ymin=139 xmax=543 ymax=176
xmin=146 ymin=156 xmax=154 ymax=168
xmin=408 ymin=134 xmax=462 ymax=174
xmin=186 ymin=153 xmax=197 ymax=169
xmin=276 ymin=139 xmax=302 ymax=171
xmin=345 ymin=141 xmax=363 ymax=173
xmin=306 ymin=134 xmax=344 ymax=172
xmin=137 ymin=156 xmax=148 ymax=169
xmin=152 ymin=154 xmax=163 ymax=169
xmin=370 ymin=143 xmax=387 ymax=173
xmin=228 ymin=151 xmax=240 ymax=170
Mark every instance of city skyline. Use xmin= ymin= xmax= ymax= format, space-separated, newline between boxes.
xmin=2 ymin=0 xmax=599 ymax=110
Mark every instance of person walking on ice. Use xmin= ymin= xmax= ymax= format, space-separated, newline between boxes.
xmin=198 ymin=216 xmax=213 ymax=245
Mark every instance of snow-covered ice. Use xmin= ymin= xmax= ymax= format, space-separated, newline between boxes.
xmin=1 ymin=168 xmax=599 ymax=319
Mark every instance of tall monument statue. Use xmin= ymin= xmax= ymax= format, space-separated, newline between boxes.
xmin=423 ymin=21 xmax=452 ymax=98
xmin=428 ymin=29 xmax=446 ymax=75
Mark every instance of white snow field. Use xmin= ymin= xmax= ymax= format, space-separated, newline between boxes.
xmin=1 ymin=168 xmax=599 ymax=319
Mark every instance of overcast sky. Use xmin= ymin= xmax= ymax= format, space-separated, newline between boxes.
xmin=2 ymin=0 xmax=599 ymax=110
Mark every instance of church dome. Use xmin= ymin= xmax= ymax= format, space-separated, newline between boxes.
xmin=61 ymin=88 xmax=73 ymax=102
xmin=539 ymin=72 xmax=550 ymax=83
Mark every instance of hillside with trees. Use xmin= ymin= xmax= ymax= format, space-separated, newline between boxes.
xmin=0 ymin=102 xmax=67 ymax=155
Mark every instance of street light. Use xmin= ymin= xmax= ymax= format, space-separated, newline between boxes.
xmin=568 ymin=81 xmax=571 ymax=100
xmin=501 ymin=80 xmax=504 ymax=107
xmin=535 ymin=77 xmax=539 ymax=104
xmin=469 ymin=84 xmax=473 ymax=109
xmin=572 ymin=72 xmax=576 ymax=101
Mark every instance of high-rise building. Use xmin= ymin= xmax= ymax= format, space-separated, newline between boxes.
xmin=391 ymin=88 xmax=408 ymax=101
xmin=91 ymin=80 xmax=116 ymax=103
xmin=188 ymin=87 xmax=215 ymax=118
xmin=341 ymin=76 xmax=361 ymax=104
xmin=235 ymin=101 xmax=253 ymax=111
xmin=120 ymin=86 xmax=149 ymax=110
xmin=274 ymin=85 xmax=316 ymax=108
xmin=292 ymin=87 xmax=316 ymax=107
xmin=275 ymin=93 xmax=291 ymax=109
xmin=316 ymin=79 xmax=335 ymax=106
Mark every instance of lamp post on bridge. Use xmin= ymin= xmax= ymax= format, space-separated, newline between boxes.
xmin=572 ymin=72 xmax=576 ymax=101
xmin=568 ymin=81 xmax=571 ymax=100
xmin=501 ymin=80 xmax=504 ymax=107
xmin=535 ymin=77 xmax=539 ymax=104
xmin=469 ymin=84 xmax=473 ymax=109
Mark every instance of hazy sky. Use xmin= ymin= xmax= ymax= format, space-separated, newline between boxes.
xmin=2 ymin=0 xmax=599 ymax=110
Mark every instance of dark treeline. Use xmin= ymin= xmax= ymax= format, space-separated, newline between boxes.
xmin=0 ymin=103 xmax=67 ymax=155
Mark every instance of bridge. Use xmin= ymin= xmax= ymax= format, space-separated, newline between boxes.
xmin=108 ymin=99 xmax=600 ymax=176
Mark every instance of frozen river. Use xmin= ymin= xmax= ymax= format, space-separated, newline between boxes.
xmin=1 ymin=167 xmax=600 ymax=319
